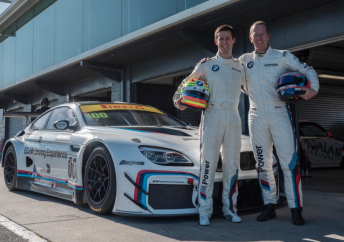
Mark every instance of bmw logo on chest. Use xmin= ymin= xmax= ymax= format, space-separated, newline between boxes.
xmin=212 ymin=65 xmax=220 ymax=72
xmin=247 ymin=61 xmax=254 ymax=68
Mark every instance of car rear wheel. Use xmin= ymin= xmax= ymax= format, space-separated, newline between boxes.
xmin=84 ymin=146 xmax=116 ymax=214
xmin=3 ymin=146 xmax=17 ymax=191
xmin=341 ymin=157 xmax=344 ymax=169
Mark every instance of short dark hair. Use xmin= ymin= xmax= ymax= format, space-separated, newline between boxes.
xmin=41 ymin=97 xmax=50 ymax=106
xmin=250 ymin=21 xmax=270 ymax=35
xmin=214 ymin=24 xmax=234 ymax=39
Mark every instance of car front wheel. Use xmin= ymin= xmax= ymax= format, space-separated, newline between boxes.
xmin=84 ymin=146 xmax=116 ymax=214
xmin=3 ymin=145 xmax=17 ymax=191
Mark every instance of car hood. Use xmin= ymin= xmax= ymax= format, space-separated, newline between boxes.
xmin=84 ymin=126 xmax=251 ymax=152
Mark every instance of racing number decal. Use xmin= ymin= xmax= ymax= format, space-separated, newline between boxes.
xmin=68 ymin=157 xmax=77 ymax=180
xmin=86 ymin=112 xmax=108 ymax=119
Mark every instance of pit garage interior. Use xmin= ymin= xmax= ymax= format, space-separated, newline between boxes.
xmin=0 ymin=0 xmax=344 ymax=194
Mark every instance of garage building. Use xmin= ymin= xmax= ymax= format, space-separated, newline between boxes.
xmin=0 ymin=0 xmax=343 ymax=142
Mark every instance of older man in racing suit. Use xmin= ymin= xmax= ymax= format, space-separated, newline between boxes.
xmin=239 ymin=21 xmax=319 ymax=225
xmin=174 ymin=25 xmax=245 ymax=226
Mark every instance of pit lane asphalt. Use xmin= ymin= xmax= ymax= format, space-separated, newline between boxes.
xmin=0 ymin=168 xmax=343 ymax=242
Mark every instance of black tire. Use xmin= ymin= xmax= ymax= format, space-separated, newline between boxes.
xmin=3 ymin=146 xmax=17 ymax=191
xmin=84 ymin=146 xmax=116 ymax=214
xmin=341 ymin=157 xmax=344 ymax=169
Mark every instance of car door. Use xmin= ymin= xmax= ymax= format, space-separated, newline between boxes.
xmin=299 ymin=122 xmax=342 ymax=167
xmin=34 ymin=107 xmax=78 ymax=181
xmin=24 ymin=112 xmax=52 ymax=171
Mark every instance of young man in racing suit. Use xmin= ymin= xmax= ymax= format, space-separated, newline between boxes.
xmin=239 ymin=21 xmax=319 ymax=225
xmin=173 ymin=25 xmax=246 ymax=226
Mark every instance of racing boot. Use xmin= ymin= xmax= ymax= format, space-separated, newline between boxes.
xmin=224 ymin=213 xmax=242 ymax=223
xmin=257 ymin=203 xmax=276 ymax=221
xmin=199 ymin=215 xmax=210 ymax=226
xmin=291 ymin=208 xmax=305 ymax=225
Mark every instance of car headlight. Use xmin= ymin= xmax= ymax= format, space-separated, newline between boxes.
xmin=139 ymin=146 xmax=193 ymax=166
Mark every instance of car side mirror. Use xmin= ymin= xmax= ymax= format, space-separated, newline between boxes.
xmin=327 ymin=131 xmax=333 ymax=137
xmin=53 ymin=120 xmax=69 ymax=130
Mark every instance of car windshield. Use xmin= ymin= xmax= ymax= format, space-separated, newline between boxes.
xmin=299 ymin=122 xmax=327 ymax=137
xmin=80 ymin=104 xmax=185 ymax=127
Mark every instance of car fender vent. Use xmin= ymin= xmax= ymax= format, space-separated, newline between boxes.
xmin=26 ymin=157 xmax=33 ymax=167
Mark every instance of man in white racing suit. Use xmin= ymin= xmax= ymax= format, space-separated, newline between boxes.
xmin=173 ymin=25 xmax=245 ymax=226
xmin=239 ymin=21 xmax=319 ymax=225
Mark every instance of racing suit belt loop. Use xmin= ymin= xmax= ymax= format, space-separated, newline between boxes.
xmin=210 ymin=102 xmax=237 ymax=109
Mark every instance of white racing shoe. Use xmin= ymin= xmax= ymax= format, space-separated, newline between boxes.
xmin=199 ymin=215 xmax=210 ymax=226
xmin=224 ymin=213 xmax=242 ymax=223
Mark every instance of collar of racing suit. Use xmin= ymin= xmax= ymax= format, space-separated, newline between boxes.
xmin=254 ymin=45 xmax=273 ymax=58
xmin=215 ymin=53 xmax=234 ymax=65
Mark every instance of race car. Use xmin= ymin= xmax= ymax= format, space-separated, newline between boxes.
xmin=299 ymin=120 xmax=344 ymax=168
xmin=2 ymin=102 xmax=279 ymax=216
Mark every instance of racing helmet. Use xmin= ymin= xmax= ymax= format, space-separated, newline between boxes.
xmin=180 ymin=79 xmax=210 ymax=110
xmin=277 ymin=72 xmax=310 ymax=102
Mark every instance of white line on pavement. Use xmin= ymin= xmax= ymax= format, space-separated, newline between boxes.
xmin=0 ymin=214 xmax=47 ymax=242
xmin=325 ymin=234 xmax=344 ymax=241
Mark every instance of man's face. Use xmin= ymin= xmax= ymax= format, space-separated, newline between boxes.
xmin=214 ymin=31 xmax=235 ymax=56
xmin=249 ymin=24 xmax=270 ymax=52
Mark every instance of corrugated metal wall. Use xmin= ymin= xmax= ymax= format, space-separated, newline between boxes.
xmin=178 ymin=109 xmax=202 ymax=126
xmin=6 ymin=108 xmax=24 ymax=139
xmin=298 ymin=85 xmax=344 ymax=137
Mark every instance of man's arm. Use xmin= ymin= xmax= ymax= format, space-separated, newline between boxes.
xmin=284 ymin=51 xmax=319 ymax=100
xmin=173 ymin=63 xmax=205 ymax=110
xmin=238 ymin=55 xmax=249 ymax=96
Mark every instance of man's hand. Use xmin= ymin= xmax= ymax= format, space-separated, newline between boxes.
xmin=299 ymin=89 xmax=317 ymax=100
xmin=197 ymin=57 xmax=211 ymax=65
xmin=174 ymin=98 xmax=188 ymax=111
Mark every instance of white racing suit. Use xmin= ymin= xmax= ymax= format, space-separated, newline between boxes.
xmin=173 ymin=55 xmax=245 ymax=217
xmin=239 ymin=46 xmax=319 ymax=208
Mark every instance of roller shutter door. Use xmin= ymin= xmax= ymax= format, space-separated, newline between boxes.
xmin=178 ymin=109 xmax=202 ymax=126
xmin=298 ymin=85 xmax=344 ymax=137
xmin=6 ymin=108 xmax=24 ymax=139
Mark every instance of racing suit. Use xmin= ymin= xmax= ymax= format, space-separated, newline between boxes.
xmin=239 ymin=46 xmax=319 ymax=208
xmin=173 ymin=55 xmax=245 ymax=217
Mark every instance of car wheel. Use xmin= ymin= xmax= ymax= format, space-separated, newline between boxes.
xmin=341 ymin=157 xmax=344 ymax=169
xmin=84 ymin=146 xmax=116 ymax=214
xmin=3 ymin=146 xmax=17 ymax=191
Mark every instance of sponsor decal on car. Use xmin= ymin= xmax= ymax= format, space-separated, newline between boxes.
xmin=80 ymin=104 xmax=163 ymax=114
xmin=119 ymin=160 xmax=145 ymax=166
xmin=182 ymin=138 xmax=199 ymax=141
xmin=24 ymin=147 xmax=68 ymax=159
xmin=301 ymin=138 xmax=341 ymax=160
xmin=115 ymin=209 xmax=143 ymax=214
xmin=39 ymin=164 xmax=51 ymax=173
xmin=151 ymin=180 xmax=186 ymax=184
xmin=34 ymin=178 xmax=56 ymax=188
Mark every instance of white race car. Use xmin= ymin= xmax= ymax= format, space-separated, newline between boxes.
xmin=2 ymin=102 xmax=279 ymax=216
xmin=299 ymin=120 xmax=344 ymax=168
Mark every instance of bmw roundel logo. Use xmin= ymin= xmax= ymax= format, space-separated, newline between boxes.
xmin=212 ymin=65 xmax=219 ymax=72
xmin=247 ymin=61 xmax=254 ymax=68
xmin=196 ymin=80 xmax=204 ymax=86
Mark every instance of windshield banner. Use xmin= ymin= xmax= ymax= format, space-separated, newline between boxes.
xmin=80 ymin=104 xmax=163 ymax=114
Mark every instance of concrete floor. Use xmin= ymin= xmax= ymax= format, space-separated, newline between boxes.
xmin=301 ymin=167 xmax=344 ymax=194
xmin=0 ymin=166 xmax=343 ymax=242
